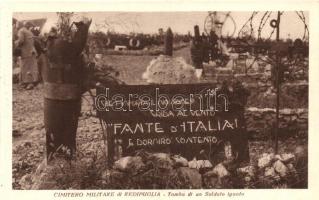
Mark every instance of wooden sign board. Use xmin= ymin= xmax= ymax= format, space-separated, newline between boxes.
xmin=95 ymin=84 xmax=248 ymax=162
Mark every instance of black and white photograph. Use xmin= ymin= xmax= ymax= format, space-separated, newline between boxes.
xmin=10 ymin=10 xmax=309 ymax=190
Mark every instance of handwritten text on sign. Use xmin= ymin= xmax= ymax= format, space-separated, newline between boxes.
xmin=95 ymin=84 xmax=245 ymax=158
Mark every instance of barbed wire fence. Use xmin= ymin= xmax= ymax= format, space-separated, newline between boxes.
xmin=80 ymin=11 xmax=308 ymax=188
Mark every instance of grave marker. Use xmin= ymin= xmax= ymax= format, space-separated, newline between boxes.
xmin=95 ymin=83 xmax=249 ymax=163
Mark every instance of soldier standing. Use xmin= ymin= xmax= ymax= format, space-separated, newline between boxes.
xmin=14 ymin=21 xmax=39 ymax=90
xmin=38 ymin=17 xmax=92 ymax=161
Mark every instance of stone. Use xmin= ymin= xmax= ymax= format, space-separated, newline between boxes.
xmin=188 ymin=159 xmax=198 ymax=169
xmin=283 ymin=116 xmax=291 ymax=122
xmin=114 ymin=156 xmax=132 ymax=171
xmin=245 ymin=176 xmax=253 ymax=183
xmin=264 ymin=166 xmax=276 ymax=177
xmin=291 ymin=115 xmax=298 ymax=121
xmin=142 ymin=55 xmax=197 ymax=84
xmin=211 ymin=163 xmax=230 ymax=178
xmin=19 ymin=174 xmax=33 ymax=189
xmin=114 ymin=156 xmax=145 ymax=173
xmin=177 ymin=167 xmax=202 ymax=189
xmin=101 ymin=169 xmax=109 ymax=180
xmin=149 ymin=153 xmax=173 ymax=169
xmin=258 ymin=153 xmax=275 ymax=168
xmin=30 ymin=164 xmax=61 ymax=189
xmin=273 ymin=160 xmax=288 ymax=177
xmin=237 ymin=165 xmax=256 ymax=177
xmin=197 ymin=160 xmax=213 ymax=169
xmin=188 ymin=159 xmax=212 ymax=169
xmin=294 ymin=146 xmax=307 ymax=176
xmin=172 ymin=155 xmax=188 ymax=167
xmin=275 ymin=153 xmax=295 ymax=164
xmin=281 ymin=108 xmax=294 ymax=115
xmin=295 ymin=146 xmax=306 ymax=158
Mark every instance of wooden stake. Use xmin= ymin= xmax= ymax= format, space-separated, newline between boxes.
xmin=275 ymin=11 xmax=281 ymax=154
xmin=164 ymin=27 xmax=173 ymax=56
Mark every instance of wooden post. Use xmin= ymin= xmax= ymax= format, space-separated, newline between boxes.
xmin=107 ymin=127 xmax=114 ymax=167
xmin=194 ymin=25 xmax=200 ymax=43
xmin=190 ymin=25 xmax=204 ymax=70
xmin=42 ymin=18 xmax=91 ymax=162
xmin=164 ymin=27 xmax=173 ymax=56
xmin=275 ymin=11 xmax=281 ymax=154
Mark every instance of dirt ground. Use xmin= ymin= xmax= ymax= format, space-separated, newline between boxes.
xmin=12 ymin=49 xmax=184 ymax=188
xmin=12 ymin=47 xmax=308 ymax=189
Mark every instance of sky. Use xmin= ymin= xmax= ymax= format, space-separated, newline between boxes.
xmin=13 ymin=11 xmax=309 ymax=39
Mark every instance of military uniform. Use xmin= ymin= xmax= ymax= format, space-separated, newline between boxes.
xmin=15 ymin=27 xmax=39 ymax=84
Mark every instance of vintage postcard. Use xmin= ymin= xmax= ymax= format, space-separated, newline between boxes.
xmin=1 ymin=0 xmax=319 ymax=199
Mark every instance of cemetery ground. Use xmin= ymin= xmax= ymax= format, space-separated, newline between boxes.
xmin=12 ymin=46 xmax=308 ymax=189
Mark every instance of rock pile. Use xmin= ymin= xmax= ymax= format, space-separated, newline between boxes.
xmin=235 ymin=148 xmax=307 ymax=188
xmin=98 ymin=145 xmax=306 ymax=189
xmin=18 ymin=144 xmax=307 ymax=189
xmin=142 ymin=55 xmax=198 ymax=84
xmin=103 ymin=151 xmax=237 ymax=189
xmin=236 ymin=150 xmax=306 ymax=188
